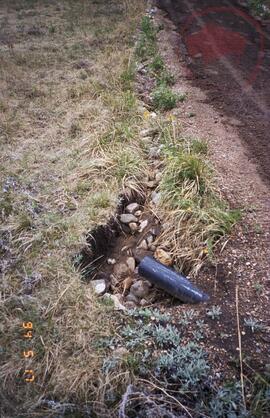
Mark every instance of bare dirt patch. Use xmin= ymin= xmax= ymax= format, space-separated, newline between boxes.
xmin=154 ymin=0 xmax=270 ymax=382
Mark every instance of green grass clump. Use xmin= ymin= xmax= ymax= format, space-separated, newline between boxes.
xmin=135 ymin=16 xmax=157 ymax=60
xmin=152 ymin=85 xmax=184 ymax=110
xmin=149 ymin=54 xmax=165 ymax=72
xmin=157 ymin=124 xmax=241 ymax=273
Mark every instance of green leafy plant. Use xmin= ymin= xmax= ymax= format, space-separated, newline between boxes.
xmin=152 ymin=85 xmax=184 ymax=111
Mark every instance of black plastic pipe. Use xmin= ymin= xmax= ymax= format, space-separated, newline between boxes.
xmin=138 ymin=256 xmax=209 ymax=304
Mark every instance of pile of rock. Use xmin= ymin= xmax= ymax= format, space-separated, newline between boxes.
xmin=90 ymin=196 xmax=173 ymax=309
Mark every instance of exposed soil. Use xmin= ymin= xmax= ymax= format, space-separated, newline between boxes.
xmin=152 ymin=0 xmax=270 ymax=378
xmin=77 ymin=0 xmax=270 ymax=384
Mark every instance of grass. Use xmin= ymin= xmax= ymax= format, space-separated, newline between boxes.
xmin=0 ymin=0 xmax=147 ymax=416
xmin=1 ymin=3 xmax=266 ymax=417
xmin=152 ymin=124 xmax=241 ymax=274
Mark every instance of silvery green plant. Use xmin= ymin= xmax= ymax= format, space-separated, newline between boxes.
xmin=152 ymin=324 xmax=181 ymax=347
xmin=244 ymin=317 xmax=263 ymax=333
xmin=207 ymin=306 xmax=222 ymax=320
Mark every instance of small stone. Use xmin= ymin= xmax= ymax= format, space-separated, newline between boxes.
xmin=134 ymin=210 xmax=142 ymax=217
xmin=139 ymin=219 xmax=148 ymax=233
xmin=154 ymin=248 xmax=173 ymax=266
xmin=113 ymin=263 xmax=130 ymax=279
xmin=129 ymin=222 xmax=138 ymax=233
xmin=146 ymin=234 xmax=154 ymax=245
xmin=155 ymin=172 xmax=162 ymax=182
xmin=140 ymin=128 xmax=158 ymax=137
xmin=120 ymin=213 xmax=138 ymax=224
xmin=107 ymin=258 xmax=116 ymax=265
xmin=146 ymin=180 xmax=157 ymax=189
xmin=103 ymin=293 xmax=126 ymax=310
xmin=130 ymin=280 xmax=151 ymax=299
xmin=140 ymin=299 xmax=148 ymax=307
xmin=90 ymin=279 xmax=106 ymax=296
xmin=148 ymin=147 xmax=160 ymax=159
xmin=151 ymin=191 xmax=161 ymax=205
xmin=125 ymin=203 xmax=140 ymax=214
xmin=138 ymin=239 xmax=148 ymax=250
xmin=126 ymin=293 xmax=139 ymax=304
xmin=126 ymin=257 xmax=136 ymax=272
xmin=149 ymin=245 xmax=156 ymax=251
xmin=125 ymin=301 xmax=137 ymax=309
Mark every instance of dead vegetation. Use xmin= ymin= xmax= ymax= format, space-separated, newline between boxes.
xmin=0 ymin=0 xmax=147 ymax=415
xmin=1 ymin=1 xmax=269 ymax=417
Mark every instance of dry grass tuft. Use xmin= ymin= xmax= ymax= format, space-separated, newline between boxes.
xmin=0 ymin=0 xmax=146 ymax=415
xmin=153 ymin=121 xmax=241 ymax=274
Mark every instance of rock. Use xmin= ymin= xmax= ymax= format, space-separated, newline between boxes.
xmin=125 ymin=203 xmax=140 ymax=214
xmin=103 ymin=293 xmax=126 ymax=310
xmin=146 ymin=234 xmax=154 ymax=245
xmin=155 ymin=172 xmax=162 ymax=182
xmin=149 ymin=245 xmax=156 ymax=252
xmin=126 ymin=292 xmax=140 ymax=304
xmin=134 ymin=210 xmax=142 ymax=217
xmin=90 ymin=279 xmax=107 ymax=296
xmin=126 ymin=257 xmax=136 ymax=272
xmin=113 ymin=347 xmax=129 ymax=358
xmin=130 ymin=280 xmax=151 ymax=299
xmin=125 ymin=301 xmax=137 ymax=309
xmin=122 ymin=276 xmax=133 ymax=292
xmin=154 ymin=248 xmax=173 ymax=266
xmin=129 ymin=222 xmax=138 ymax=233
xmin=113 ymin=262 xmax=130 ymax=279
xmin=120 ymin=213 xmax=138 ymax=224
xmin=146 ymin=180 xmax=157 ymax=189
xmin=139 ymin=219 xmax=148 ymax=232
xmin=148 ymin=146 xmax=160 ymax=159
xmin=151 ymin=191 xmax=161 ymax=205
xmin=138 ymin=239 xmax=148 ymax=250
xmin=140 ymin=128 xmax=158 ymax=137
xmin=107 ymin=258 xmax=116 ymax=265
xmin=140 ymin=298 xmax=148 ymax=307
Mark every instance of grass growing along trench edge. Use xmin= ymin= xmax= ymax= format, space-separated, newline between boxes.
xmin=0 ymin=1 xmax=269 ymax=417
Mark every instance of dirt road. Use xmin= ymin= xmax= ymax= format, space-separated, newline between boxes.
xmin=154 ymin=0 xmax=270 ymax=375
xmin=157 ymin=0 xmax=270 ymax=188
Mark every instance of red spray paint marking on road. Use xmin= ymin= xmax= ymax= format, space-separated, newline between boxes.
xmin=182 ymin=6 xmax=265 ymax=86
xmin=186 ymin=22 xmax=247 ymax=64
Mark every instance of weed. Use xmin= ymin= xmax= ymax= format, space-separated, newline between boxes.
xmin=152 ymin=324 xmax=181 ymax=347
xmin=244 ymin=317 xmax=264 ymax=333
xmin=208 ymin=382 xmax=246 ymax=418
xmin=149 ymin=54 xmax=165 ymax=72
xmin=190 ymin=139 xmax=208 ymax=155
xmin=157 ymin=69 xmax=175 ymax=86
xmin=254 ymin=282 xmax=264 ymax=295
xmin=248 ymin=0 xmax=270 ymax=17
xmin=155 ymin=342 xmax=210 ymax=388
xmin=127 ymin=308 xmax=171 ymax=322
xmin=152 ymin=85 xmax=184 ymax=110
xmin=207 ymin=306 xmax=222 ymax=320
xmin=141 ymin=16 xmax=156 ymax=41
xmin=120 ymin=63 xmax=135 ymax=90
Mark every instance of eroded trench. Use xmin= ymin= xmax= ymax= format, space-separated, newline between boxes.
xmin=75 ymin=186 xmax=171 ymax=308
